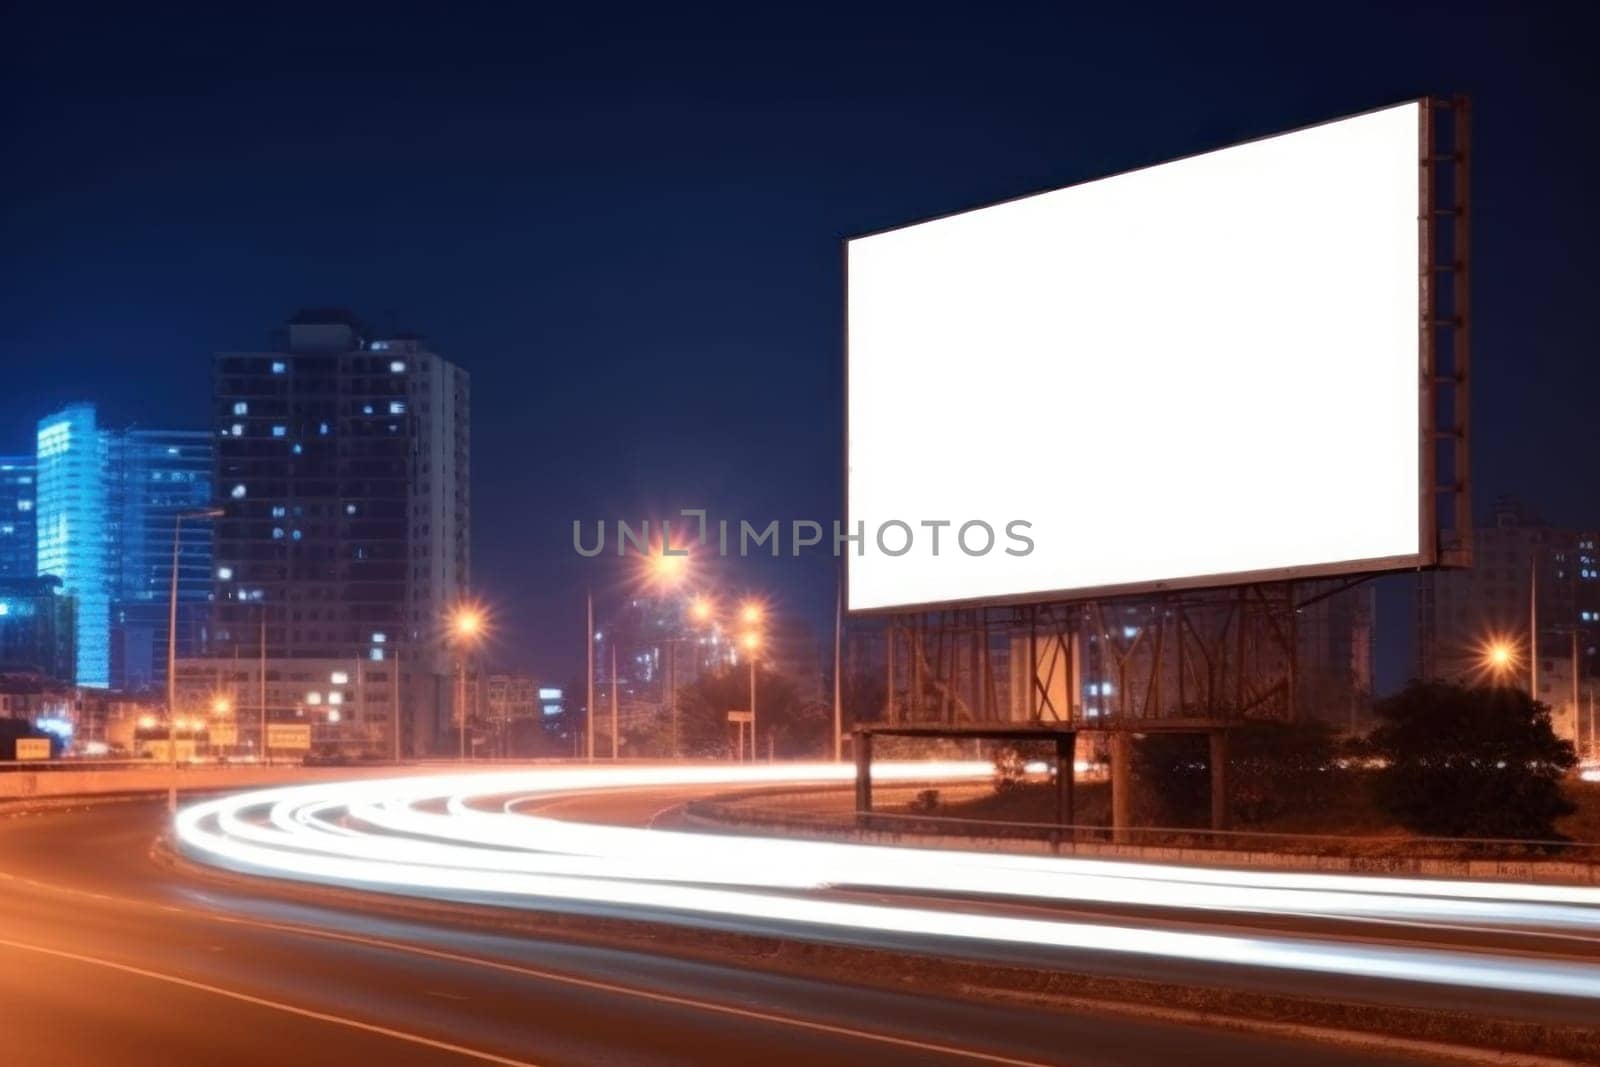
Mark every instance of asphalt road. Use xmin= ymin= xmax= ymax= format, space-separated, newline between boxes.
xmin=0 ymin=786 xmax=1587 ymax=1067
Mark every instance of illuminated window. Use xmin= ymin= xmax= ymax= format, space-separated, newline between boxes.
xmin=271 ymin=506 xmax=286 ymax=517
xmin=216 ymin=567 xmax=233 ymax=580
xmin=318 ymin=422 xmax=330 ymax=435
xmin=389 ymin=401 xmax=406 ymax=415
xmin=271 ymin=425 xmax=286 ymax=437
xmin=370 ymin=648 xmax=385 ymax=661
xmin=330 ymin=671 xmax=349 ymax=684
xmin=305 ymin=692 xmax=321 ymax=705
xmin=230 ymin=484 xmax=247 ymax=499
xmin=389 ymin=360 xmax=406 ymax=373
xmin=231 ymin=423 xmax=244 ymax=436
xmin=17 ymin=500 xmax=31 ymax=512
xmin=362 ymin=404 xmax=374 ymax=415
xmin=272 ymin=527 xmax=284 ymax=540
xmin=271 ymin=360 xmax=286 ymax=374
xmin=292 ymin=443 xmax=303 ymax=455
xmin=233 ymin=402 xmax=248 ymax=415
xmin=372 ymin=632 xmax=386 ymax=643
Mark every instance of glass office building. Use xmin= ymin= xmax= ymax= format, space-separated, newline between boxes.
xmin=34 ymin=404 xmax=213 ymax=691
xmin=0 ymin=456 xmax=36 ymax=580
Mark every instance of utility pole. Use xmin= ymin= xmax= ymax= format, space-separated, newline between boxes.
xmin=259 ymin=607 xmax=267 ymax=765
xmin=1530 ymin=552 xmax=1539 ymax=699
xmin=610 ymin=642 xmax=619 ymax=760
xmin=392 ymin=644 xmax=401 ymax=763
xmin=586 ymin=588 xmax=595 ymax=762
xmin=833 ymin=579 xmax=843 ymax=762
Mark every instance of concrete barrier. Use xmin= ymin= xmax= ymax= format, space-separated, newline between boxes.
xmin=0 ymin=762 xmax=452 ymax=801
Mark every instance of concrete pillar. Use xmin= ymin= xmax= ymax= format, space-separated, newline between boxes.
xmin=1209 ymin=729 xmax=1230 ymax=832
xmin=1110 ymin=732 xmax=1132 ymax=843
xmin=853 ymin=731 xmax=873 ymax=821
xmin=1055 ymin=734 xmax=1076 ymax=845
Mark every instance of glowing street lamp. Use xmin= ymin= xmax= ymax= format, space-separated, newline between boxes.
xmin=210 ymin=696 xmax=233 ymax=717
xmin=1480 ymin=636 xmax=1518 ymax=684
xmin=449 ymin=602 xmax=489 ymax=762
xmin=740 ymin=600 xmax=764 ymax=627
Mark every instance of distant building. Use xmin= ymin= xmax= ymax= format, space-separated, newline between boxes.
xmin=209 ymin=309 xmax=470 ymax=756
xmin=172 ymin=655 xmax=402 ymax=758
xmin=0 ymin=576 xmax=76 ymax=683
xmin=34 ymin=404 xmax=213 ymax=690
xmin=486 ymin=672 xmax=537 ymax=725
xmin=0 ymin=456 xmax=36 ymax=579
xmin=1419 ymin=497 xmax=1599 ymax=748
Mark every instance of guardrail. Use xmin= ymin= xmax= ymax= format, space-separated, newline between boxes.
xmin=684 ymin=784 xmax=1600 ymax=867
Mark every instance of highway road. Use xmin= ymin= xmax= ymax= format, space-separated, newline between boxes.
xmin=0 ymin=766 xmax=1594 ymax=1065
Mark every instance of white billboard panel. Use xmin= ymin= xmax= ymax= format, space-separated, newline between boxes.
xmin=847 ymin=102 xmax=1424 ymax=611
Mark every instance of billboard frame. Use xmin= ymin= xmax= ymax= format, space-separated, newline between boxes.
xmin=843 ymin=96 xmax=1471 ymax=617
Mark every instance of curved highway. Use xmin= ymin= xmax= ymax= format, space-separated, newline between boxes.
xmin=1 ymin=763 xmax=1596 ymax=1065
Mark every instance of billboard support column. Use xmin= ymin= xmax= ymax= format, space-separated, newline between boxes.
xmin=1110 ymin=731 xmax=1132 ymax=843
xmin=1209 ymin=729 xmax=1230 ymax=832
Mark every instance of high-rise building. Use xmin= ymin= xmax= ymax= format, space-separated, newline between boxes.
xmin=1419 ymin=497 xmax=1598 ymax=745
xmin=0 ymin=575 xmax=76 ymax=682
xmin=210 ymin=309 xmax=470 ymax=756
xmin=0 ymin=457 xmax=36 ymax=580
xmin=34 ymin=404 xmax=213 ymax=690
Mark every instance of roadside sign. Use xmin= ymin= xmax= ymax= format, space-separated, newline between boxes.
xmin=209 ymin=721 xmax=238 ymax=746
xmin=267 ymin=723 xmax=312 ymax=751
xmin=15 ymin=738 xmax=50 ymax=761
xmin=726 ymin=710 xmax=752 ymax=723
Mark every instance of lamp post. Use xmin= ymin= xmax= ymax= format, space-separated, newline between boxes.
xmin=741 ymin=627 xmax=761 ymax=762
xmin=167 ymin=506 xmax=224 ymax=814
xmin=449 ymin=604 xmax=485 ymax=762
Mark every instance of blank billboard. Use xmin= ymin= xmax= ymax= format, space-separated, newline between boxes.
xmin=847 ymin=102 xmax=1424 ymax=612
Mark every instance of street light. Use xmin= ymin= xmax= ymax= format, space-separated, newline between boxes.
xmin=449 ymin=602 xmax=488 ymax=762
xmin=741 ymin=630 xmax=761 ymax=761
xmin=1480 ymin=635 xmax=1519 ymax=685
xmin=167 ymin=506 xmax=223 ymax=814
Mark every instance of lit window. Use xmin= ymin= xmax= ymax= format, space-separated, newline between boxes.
xmin=362 ymin=404 xmax=374 ymax=415
xmin=330 ymin=671 xmax=349 ymax=685
xmin=305 ymin=692 xmax=321 ymax=705
xmin=271 ymin=360 xmax=287 ymax=374
xmin=17 ymin=500 xmax=31 ymax=512
xmin=370 ymin=648 xmax=385 ymax=661
xmin=233 ymin=402 xmax=248 ymax=415
xmin=271 ymin=425 xmax=286 ymax=437
xmin=327 ymin=692 xmax=343 ymax=705
xmin=372 ymin=633 xmax=386 ymax=643
xmin=318 ymin=422 xmax=330 ymax=435
xmin=389 ymin=401 xmax=406 ymax=415
xmin=272 ymin=527 xmax=284 ymax=540
xmin=230 ymin=484 xmax=247 ymax=499
xmin=389 ymin=360 xmax=406 ymax=373
xmin=327 ymin=709 xmax=341 ymax=723
xmin=371 ymin=341 xmax=389 ymax=351
xmin=216 ymin=567 xmax=233 ymax=580
xmin=345 ymin=504 xmax=357 ymax=515
xmin=231 ymin=424 xmax=244 ymax=436
xmin=292 ymin=443 xmax=303 ymax=455
xmin=291 ymin=529 xmax=302 ymax=541
xmin=271 ymin=506 xmax=286 ymax=517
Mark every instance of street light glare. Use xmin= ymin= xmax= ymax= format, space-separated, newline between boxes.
xmin=740 ymin=600 xmax=763 ymax=626
xmin=689 ymin=596 xmax=714 ymax=623
xmin=650 ymin=549 xmax=689 ymax=585
xmin=741 ymin=631 xmax=761 ymax=652
xmin=450 ymin=603 xmax=488 ymax=643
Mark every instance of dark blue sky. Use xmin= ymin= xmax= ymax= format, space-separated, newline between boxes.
xmin=5 ymin=2 xmax=1597 ymax=690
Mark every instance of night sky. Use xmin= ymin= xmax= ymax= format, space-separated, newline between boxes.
xmin=5 ymin=3 xmax=1598 ymax=692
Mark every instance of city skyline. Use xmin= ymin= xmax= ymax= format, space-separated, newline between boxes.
xmin=7 ymin=7 xmax=1600 ymax=694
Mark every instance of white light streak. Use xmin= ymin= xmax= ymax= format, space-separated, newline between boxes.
xmin=175 ymin=763 xmax=1600 ymax=1001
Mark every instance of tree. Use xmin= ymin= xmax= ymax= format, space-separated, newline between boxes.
xmin=674 ymin=665 xmax=828 ymax=759
xmin=1369 ymin=681 xmax=1576 ymax=841
xmin=1133 ymin=720 xmax=1347 ymax=827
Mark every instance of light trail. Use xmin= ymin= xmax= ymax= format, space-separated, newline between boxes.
xmin=175 ymin=762 xmax=1600 ymax=1002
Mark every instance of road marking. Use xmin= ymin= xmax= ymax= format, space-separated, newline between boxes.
xmin=194 ymin=907 xmax=1060 ymax=1066
xmin=4 ymin=859 xmax=1059 ymax=1065
xmin=0 ymin=935 xmax=541 ymax=1066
